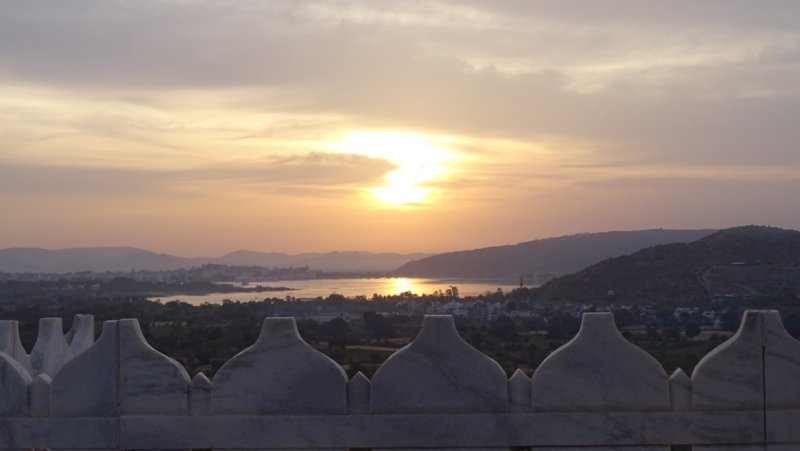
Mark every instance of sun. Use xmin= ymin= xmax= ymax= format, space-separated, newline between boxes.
xmin=371 ymin=183 xmax=429 ymax=206
xmin=334 ymin=131 xmax=452 ymax=206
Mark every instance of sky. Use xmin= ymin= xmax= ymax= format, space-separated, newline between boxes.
xmin=1 ymin=1 xmax=799 ymax=256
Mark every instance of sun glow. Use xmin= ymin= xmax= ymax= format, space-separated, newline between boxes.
xmin=334 ymin=131 xmax=452 ymax=206
xmin=391 ymin=277 xmax=415 ymax=293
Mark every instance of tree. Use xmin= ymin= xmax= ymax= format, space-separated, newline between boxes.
xmin=646 ymin=325 xmax=659 ymax=339
xmin=614 ymin=309 xmax=635 ymax=328
xmin=488 ymin=317 xmax=517 ymax=341
xmin=546 ymin=314 xmax=580 ymax=339
xmin=685 ymin=322 xmax=701 ymax=339
xmin=662 ymin=326 xmax=681 ymax=340
xmin=721 ymin=311 xmax=742 ymax=332
xmin=363 ymin=311 xmax=396 ymax=338
xmin=521 ymin=316 xmax=546 ymax=331
xmin=319 ymin=317 xmax=350 ymax=347
xmin=324 ymin=293 xmax=347 ymax=305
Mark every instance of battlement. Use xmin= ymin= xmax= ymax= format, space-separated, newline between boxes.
xmin=0 ymin=310 xmax=797 ymax=449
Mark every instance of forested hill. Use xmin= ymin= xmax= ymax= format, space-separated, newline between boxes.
xmin=534 ymin=226 xmax=800 ymax=304
xmin=393 ymin=229 xmax=714 ymax=281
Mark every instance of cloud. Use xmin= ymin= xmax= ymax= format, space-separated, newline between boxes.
xmin=2 ymin=1 xmax=795 ymax=90
xmin=196 ymin=152 xmax=395 ymax=185
xmin=2 ymin=0 xmax=800 ymax=252
xmin=574 ymin=171 xmax=800 ymax=192
xmin=0 ymin=153 xmax=394 ymax=196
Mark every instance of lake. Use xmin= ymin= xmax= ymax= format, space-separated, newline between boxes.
xmin=149 ymin=277 xmax=521 ymax=305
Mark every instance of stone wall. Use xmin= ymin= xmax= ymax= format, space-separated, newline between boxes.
xmin=0 ymin=310 xmax=797 ymax=450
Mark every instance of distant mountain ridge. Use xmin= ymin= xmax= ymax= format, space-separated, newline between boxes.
xmin=0 ymin=247 xmax=431 ymax=274
xmin=534 ymin=226 xmax=800 ymax=303
xmin=394 ymin=229 xmax=715 ymax=281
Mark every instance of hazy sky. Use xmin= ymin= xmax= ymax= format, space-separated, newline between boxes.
xmin=2 ymin=1 xmax=799 ymax=256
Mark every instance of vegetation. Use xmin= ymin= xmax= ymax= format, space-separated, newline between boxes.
xmin=536 ymin=226 xmax=800 ymax=304
xmin=1 ymin=292 xmax=788 ymax=380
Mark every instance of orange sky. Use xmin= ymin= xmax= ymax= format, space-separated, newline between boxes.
xmin=2 ymin=1 xmax=800 ymax=256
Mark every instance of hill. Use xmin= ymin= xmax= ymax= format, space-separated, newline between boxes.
xmin=393 ymin=229 xmax=714 ymax=281
xmin=534 ymin=226 xmax=800 ymax=304
xmin=0 ymin=247 xmax=430 ymax=274
xmin=0 ymin=247 xmax=188 ymax=273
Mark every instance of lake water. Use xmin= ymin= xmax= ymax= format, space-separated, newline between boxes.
xmin=149 ymin=277 xmax=520 ymax=305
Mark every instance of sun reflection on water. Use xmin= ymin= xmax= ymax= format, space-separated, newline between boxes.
xmin=389 ymin=277 xmax=415 ymax=294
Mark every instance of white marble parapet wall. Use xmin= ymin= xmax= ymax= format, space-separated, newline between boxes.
xmin=0 ymin=320 xmax=33 ymax=375
xmin=50 ymin=320 xmax=118 ymax=417
xmin=0 ymin=310 xmax=799 ymax=449
xmin=118 ymin=318 xmax=191 ymax=415
xmin=29 ymin=317 xmax=72 ymax=376
xmin=0 ymin=351 xmax=31 ymax=417
xmin=531 ymin=312 xmax=669 ymax=412
xmin=371 ymin=315 xmax=508 ymax=414
xmin=692 ymin=310 xmax=764 ymax=411
xmin=64 ymin=313 xmax=95 ymax=357
xmin=210 ymin=317 xmax=347 ymax=415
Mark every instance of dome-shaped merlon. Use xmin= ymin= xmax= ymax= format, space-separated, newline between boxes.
xmin=190 ymin=372 xmax=211 ymax=416
xmin=65 ymin=314 xmax=94 ymax=357
xmin=669 ymin=369 xmax=691 ymax=411
xmin=692 ymin=310 xmax=763 ymax=410
xmin=118 ymin=318 xmax=191 ymax=415
xmin=531 ymin=312 xmax=669 ymax=412
xmin=30 ymin=318 xmax=72 ymax=377
xmin=762 ymin=310 xmax=800 ymax=409
xmin=370 ymin=315 xmax=508 ymax=414
xmin=50 ymin=320 xmax=119 ymax=417
xmin=211 ymin=317 xmax=347 ymax=415
xmin=30 ymin=373 xmax=52 ymax=418
xmin=509 ymin=369 xmax=531 ymax=413
xmin=0 ymin=352 xmax=32 ymax=417
xmin=348 ymin=372 xmax=370 ymax=415
xmin=0 ymin=320 xmax=33 ymax=375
